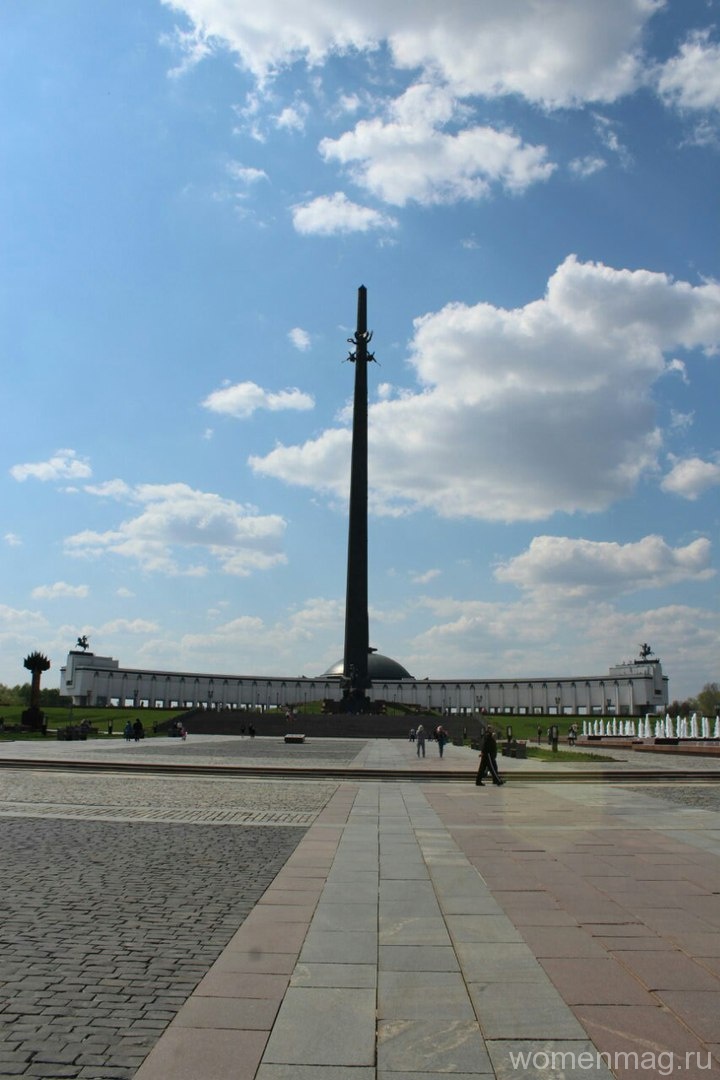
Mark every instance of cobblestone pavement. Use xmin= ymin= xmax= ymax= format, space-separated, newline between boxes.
xmin=0 ymin=771 xmax=337 ymax=1079
xmin=625 ymin=783 xmax=720 ymax=812
xmin=134 ymin=737 xmax=366 ymax=766
xmin=0 ymin=770 xmax=338 ymax=825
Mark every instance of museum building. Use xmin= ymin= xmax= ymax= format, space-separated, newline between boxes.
xmin=60 ymin=650 xmax=668 ymax=717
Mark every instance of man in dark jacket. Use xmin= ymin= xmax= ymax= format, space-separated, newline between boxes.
xmin=475 ymin=727 xmax=505 ymax=786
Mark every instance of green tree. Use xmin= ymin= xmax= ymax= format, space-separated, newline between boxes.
xmin=696 ymin=682 xmax=720 ymax=716
xmin=0 ymin=683 xmax=23 ymax=706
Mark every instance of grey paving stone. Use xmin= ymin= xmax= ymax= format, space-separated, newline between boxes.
xmin=377 ymin=1018 xmax=494 ymax=1073
xmin=263 ymin=987 xmax=376 ymax=1066
xmin=487 ymin=1039 xmax=615 ymax=1079
xmin=290 ymin=962 xmax=377 ymax=988
xmin=257 ymin=1067 xmax=374 ymax=1079
xmin=299 ymin=928 xmax=378 ymax=964
xmin=378 ymin=970 xmax=476 ymax=1020
xmin=469 ymin=980 xmax=588 ymax=1039
xmin=378 ymin=944 xmax=461 ymax=971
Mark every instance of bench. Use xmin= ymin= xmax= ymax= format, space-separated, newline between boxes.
xmin=284 ymin=733 xmax=306 ymax=743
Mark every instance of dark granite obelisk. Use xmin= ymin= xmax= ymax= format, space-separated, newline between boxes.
xmin=342 ymin=285 xmax=374 ymax=707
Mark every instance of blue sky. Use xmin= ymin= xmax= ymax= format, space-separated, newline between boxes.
xmin=2 ymin=0 xmax=719 ymax=701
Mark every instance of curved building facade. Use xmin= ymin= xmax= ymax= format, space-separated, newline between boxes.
xmin=60 ymin=650 xmax=668 ymax=717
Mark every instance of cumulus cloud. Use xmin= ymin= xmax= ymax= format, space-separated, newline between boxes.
xmin=97 ymin=618 xmax=160 ymax=635
xmin=569 ymin=155 xmax=606 ymax=178
xmin=288 ymin=327 xmax=311 ymax=351
xmin=404 ymin=594 xmax=719 ymax=697
xmin=273 ymin=102 xmax=309 ymax=131
xmin=84 ymin=479 xmax=132 ymax=499
xmin=170 ymin=596 xmax=345 ymax=675
xmin=0 ymin=603 xmax=48 ymax=633
xmin=494 ymin=535 xmax=714 ymax=599
xmin=251 ymin=256 xmax=720 ymax=521
xmin=661 ymin=456 xmax=720 ymax=500
xmin=163 ymin=0 xmax=658 ymax=106
xmin=226 ymin=161 xmax=269 ymax=186
xmin=64 ymin=482 xmax=287 ymax=577
xmin=320 ymin=83 xmax=555 ymax=206
xmin=410 ymin=569 xmax=441 ymax=585
xmin=10 ymin=449 xmax=92 ymax=483
xmin=657 ymin=30 xmax=720 ymax=111
xmin=202 ymin=380 xmax=314 ymax=417
xmin=292 ymin=192 xmax=397 ymax=235
xmin=32 ymin=582 xmax=89 ymax=600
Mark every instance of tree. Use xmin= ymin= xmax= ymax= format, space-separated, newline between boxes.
xmin=696 ymin=682 xmax=720 ymax=717
xmin=0 ymin=683 xmax=23 ymax=706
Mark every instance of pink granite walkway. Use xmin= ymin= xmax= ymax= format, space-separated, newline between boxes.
xmin=134 ymin=764 xmax=720 ymax=1079
xmin=425 ymin=780 xmax=720 ymax=1079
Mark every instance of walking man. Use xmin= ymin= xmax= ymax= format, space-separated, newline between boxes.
xmin=416 ymin=724 xmax=426 ymax=758
xmin=476 ymin=726 xmax=505 ymax=786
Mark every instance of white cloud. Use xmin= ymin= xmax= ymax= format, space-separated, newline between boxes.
xmin=32 ymin=582 xmax=90 ymax=600
xmin=661 ymin=456 xmax=720 ymax=500
xmin=4 ymin=533 xmax=22 ymax=547
xmin=226 ymin=161 xmax=269 ymax=186
xmin=273 ymin=102 xmax=309 ymax=132
xmin=405 ymin=594 xmax=719 ymax=700
xmin=569 ymin=155 xmax=606 ymax=178
xmin=592 ymin=113 xmax=632 ymax=167
xmin=292 ymin=192 xmax=397 ymax=235
xmin=163 ymin=0 xmax=659 ymax=107
xmin=320 ymin=84 xmax=555 ymax=206
xmin=84 ymin=479 xmax=132 ymax=499
xmin=64 ymin=482 xmax=287 ymax=577
xmin=97 ymin=618 xmax=160 ymax=635
xmin=665 ymin=357 xmax=689 ymax=383
xmin=170 ymin=597 xmax=345 ymax=674
xmin=0 ymin=604 xmax=48 ymax=633
xmin=669 ymin=409 xmax=693 ymax=431
xmin=288 ymin=327 xmax=311 ymax=351
xmin=410 ymin=569 xmax=441 ymax=585
xmin=10 ymin=449 xmax=92 ymax=483
xmin=202 ymin=380 xmax=314 ymax=417
xmin=251 ymin=256 xmax=720 ymax=521
xmin=657 ymin=30 xmax=720 ymax=111
xmin=494 ymin=535 xmax=714 ymax=599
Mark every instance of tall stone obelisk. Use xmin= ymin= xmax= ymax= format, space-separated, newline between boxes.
xmin=342 ymin=285 xmax=373 ymax=706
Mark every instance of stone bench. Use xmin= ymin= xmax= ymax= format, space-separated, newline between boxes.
xmin=284 ymin=733 xmax=306 ymax=743
xmin=502 ymin=740 xmax=527 ymax=759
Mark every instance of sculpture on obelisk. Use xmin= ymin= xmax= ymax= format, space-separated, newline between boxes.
xmin=341 ymin=285 xmax=374 ymax=709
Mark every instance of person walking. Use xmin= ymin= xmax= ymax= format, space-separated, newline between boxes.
xmin=475 ymin=726 xmax=504 ymax=786
xmin=435 ymin=725 xmax=448 ymax=758
xmin=416 ymin=724 xmax=426 ymax=758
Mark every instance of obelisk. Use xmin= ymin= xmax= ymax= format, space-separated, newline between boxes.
xmin=342 ymin=285 xmax=373 ymax=705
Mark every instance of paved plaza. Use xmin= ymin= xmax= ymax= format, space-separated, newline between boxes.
xmin=0 ymin=735 xmax=719 ymax=1079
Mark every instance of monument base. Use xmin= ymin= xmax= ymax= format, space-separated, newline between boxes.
xmin=337 ymin=690 xmax=377 ymax=715
xmin=21 ymin=706 xmax=46 ymax=732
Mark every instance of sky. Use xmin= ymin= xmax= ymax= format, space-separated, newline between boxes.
xmin=1 ymin=0 xmax=719 ymax=703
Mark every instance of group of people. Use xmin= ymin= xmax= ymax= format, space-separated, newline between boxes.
xmin=123 ymin=718 xmax=145 ymax=742
xmin=409 ymin=723 xmax=449 ymax=758
xmin=407 ymin=722 xmax=505 ymax=785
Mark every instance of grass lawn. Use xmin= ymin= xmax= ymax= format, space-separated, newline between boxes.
xmin=0 ymin=706 xmax=186 ymax=739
